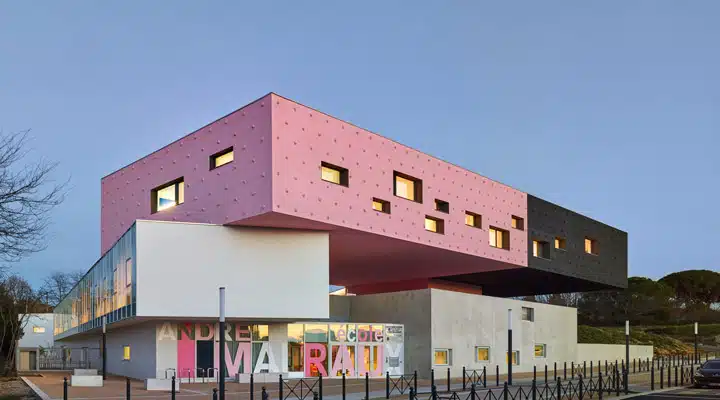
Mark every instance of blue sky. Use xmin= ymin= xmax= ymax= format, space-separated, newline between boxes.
xmin=0 ymin=1 xmax=717 ymax=287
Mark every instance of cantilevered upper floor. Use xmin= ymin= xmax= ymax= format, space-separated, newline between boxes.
xmin=100 ymin=93 xmax=627 ymax=296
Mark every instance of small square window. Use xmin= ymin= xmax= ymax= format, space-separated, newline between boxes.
xmin=555 ymin=237 xmax=566 ymax=250
xmin=521 ymin=307 xmax=534 ymax=322
xmin=321 ymin=162 xmax=349 ymax=186
xmin=33 ymin=326 xmax=45 ymax=333
xmin=123 ymin=345 xmax=131 ymax=361
xmin=151 ymin=178 xmax=184 ymax=213
xmin=534 ymin=344 xmax=547 ymax=358
xmin=511 ymin=216 xmax=524 ymax=230
xmin=532 ymin=240 xmax=550 ymax=259
xmin=425 ymin=216 xmax=444 ymax=234
xmin=489 ymin=227 xmax=509 ymax=250
xmin=584 ymin=238 xmax=597 ymax=255
xmin=394 ymin=172 xmax=422 ymax=203
xmin=434 ymin=199 xmax=449 ymax=213
xmin=210 ymin=147 xmax=234 ymax=169
xmin=434 ymin=349 xmax=452 ymax=366
xmin=476 ymin=346 xmax=490 ymax=362
xmin=506 ymin=351 xmax=519 ymax=366
xmin=465 ymin=212 xmax=481 ymax=228
xmin=372 ymin=198 xmax=391 ymax=214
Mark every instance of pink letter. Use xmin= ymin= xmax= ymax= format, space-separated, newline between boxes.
xmin=304 ymin=344 xmax=328 ymax=377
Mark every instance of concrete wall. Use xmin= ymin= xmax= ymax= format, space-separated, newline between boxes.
xmin=135 ymin=221 xmax=329 ymax=320
xmin=58 ymin=322 xmax=156 ymax=380
xmin=577 ymin=344 xmax=653 ymax=363
xmin=18 ymin=314 xmax=54 ymax=348
xmin=430 ymin=289 xmax=577 ymax=376
xmin=345 ymin=289 xmax=432 ymax=378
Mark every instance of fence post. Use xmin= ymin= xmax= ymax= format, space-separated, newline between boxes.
xmin=598 ymin=372 xmax=603 ymax=400
xmin=554 ymin=362 xmax=557 ymax=381
xmin=533 ymin=365 xmax=536 ymax=382
xmin=463 ymin=366 xmax=467 ymax=391
xmin=313 ymin=392 xmax=319 ymax=400
xmin=564 ymin=362 xmax=567 ymax=380
xmin=496 ymin=365 xmax=499 ymax=387
xmin=674 ymin=365 xmax=678 ymax=387
xmin=366 ymin=372 xmax=369 ymax=400
xmin=126 ymin=377 xmax=131 ymax=400
xmin=556 ymin=378 xmax=561 ymax=400
xmin=250 ymin=373 xmax=254 ymax=400
xmin=605 ymin=360 xmax=608 ymax=375
xmin=279 ymin=374 xmax=284 ymax=400
xmin=584 ymin=361 xmax=587 ymax=377
xmin=342 ymin=373 xmax=346 ymax=400
xmin=503 ymin=382 xmax=508 ymax=400
xmin=590 ymin=361 xmax=593 ymax=378
xmin=262 ymin=387 xmax=268 ymax=400
xmin=667 ymin=365 xmax=671 ymax=388
xmin=431 ymin=368 xmax=435 ymax=389
xmin=680 ymin=365 xmax=684 ymax=387
xmin=660 ymin=365 xmax=663 ymax=389
xmin=483 ymin=366 xmax=486 ymax=388
xmin=471 ymin=384 xmax=476 ymax=400
xmin=615 ymin=368 xmax=620 ymax=397
xmin=432 ymin=384 xmax=438 ymax=400
xmin=171 ymin=376 xmax=176 ymax=400
xmin=579 ymin=376 xmax=584 ymax=400
xmin=544 ymin=364 xmax=548 ymax=383
xmin=410 ymin=387 xmax=415 ymax=400
xmin=319 ymin=374 xmax=323 ymax=400
xmin=213 ymin=388 xmax=218 ymax=400
xmin=651 ymin=365 xmax=654 ymax=390
xmin=414 ymin=370 xmax=418 ymax=394
xmin=447 ymin=367 xmax=451 ymax=393
xmin=531 ymin=380 xmax=536 ymax=400
xmin=386 ymin=371 xmax=390 ymax=399
xmin=633 ymin=359 xmax=636 ymax=374
xmin=571 ymin=362 xmax=574 ymax=380
xmin=63 ymin=377 xmax=68 ymax=400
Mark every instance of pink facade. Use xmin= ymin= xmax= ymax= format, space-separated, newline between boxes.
xmin=101 ymin=93 xmax=529 ymax=287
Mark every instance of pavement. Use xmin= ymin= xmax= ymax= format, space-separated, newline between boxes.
xmin=624 ymin=387 xmax=720 ymax=400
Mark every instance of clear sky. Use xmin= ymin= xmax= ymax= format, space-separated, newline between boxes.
xmin=0 ymin=1 xmax=717 ymax=287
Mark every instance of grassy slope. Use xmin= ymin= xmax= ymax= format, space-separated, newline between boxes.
xmin=578 ymin=324 xmax=720 ymax=356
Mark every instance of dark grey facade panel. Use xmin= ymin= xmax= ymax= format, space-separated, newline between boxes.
xmin=527 ymin=195 xmax=628 ymax=290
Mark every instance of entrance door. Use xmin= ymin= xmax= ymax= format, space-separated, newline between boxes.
xmin=196 ymin=341 xmax=214 ymax=380
xmin=19 ymin=351 xmax=30 ymax=370
xmin=358 ymin=344 xmax=383 ymax=377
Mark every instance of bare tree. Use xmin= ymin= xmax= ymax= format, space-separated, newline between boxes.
xmin=39 ymin=270 xmax=84 ymax=306
xmin=0 ymin=272 xmax=45 ymax=376
xmin=0 ymin=130 xmax=66 ymax=262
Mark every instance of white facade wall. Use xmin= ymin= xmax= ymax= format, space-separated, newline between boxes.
xmin=430 ymin=289 xmax=577 ymax=376
xmin=135 ymin=221 xmax=329 ymax=320
xmin=19 ymin=314 xmax=54 ymax=349
xmin=577 ymin=344 xmax=654 ymax=363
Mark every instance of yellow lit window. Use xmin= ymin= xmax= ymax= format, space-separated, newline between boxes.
xmin=511 ymin=216 xmax=524 ymax=230
xmin=321 ymin=162 xmax=348 ymax=186
xmin=535 ymin=344 xmax=546 ymax=358
xmin=584 ymin=238 xmax=597 ymax=254
xmin=372 ymin=200 xmax=383 ymax=212
xmin=372 ymin=198 xmax=390 ymax=213
xmin=434 ymin=349 xmax=451 ymax=366
xmin=211 ymin=148 xmax=234 ymax=169
xmin=321 ymin=166 xmax=341 ymax=184
xmin=533 ymin=240 xmax=548 ymax=258
xmin=465 ymin=212 xmax=481 ymax=228
xmin=153 ymin=179 xmax=184 ymax=213
xmin=555 ymin=237 xmax=566 ymax=250
xmin=533 ymin=240 xmax=539 ymax=257
xmin=395 ymin=175 xmax=415 ymax=201
xmin=123 ymin=345 xmax=131 ymax=361
xmin=33 ymin=326 xmax=45 ymax=333
xmin=506 ymin=351 xmax=519 ymax=365
xmin=425 ymin=216 xmax=444 ymax=234
xmin=489 ymin=227 xmax=507 ymax=249
xmin=476 ymin=347 xmax=490 ymax=362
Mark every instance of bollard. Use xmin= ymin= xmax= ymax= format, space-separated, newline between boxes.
xmin=431 ymin=368 xmax=435 ymax=389
xmin=674 ymin=365 xmax=678 ymax=387
xmin=432 ymin=385 xmax=438 ymax=400
xmin=386 ymin=371 xmax=390 ymax=399
xmin=463 ymin=366 xmax=467 ymax=391
xmin=584 ymin=361 xmax=587 ymax=377
xmin=213 ymin=388 xmax=218 ymax=400
xmin=651 ymin=365 xmax=654 ymax=391
xmin=251 ymin=373 xmax=254 ymax=400
xmin=127 ymin=377 xmax=131 ymax=400
xmin=447 ymin=367 xmax=450 ymax=393
xmin=681 ymin=365 xmax=684 ymax=387
xmin=262 ymin=387 xmax=268 ymax=400
xmin=496 ymin=365 xmax=499 ymax=386
xmin=660 ymin=365 xmax=664 ymax=389
xmin=410 ymin=387 xmax=415 ymax=400
xmin=319 ymin=374 xmax=323 ymax=400
xmin=533 ymin=365 xmax=537 ymax=382
xmin=471 ymin=384 xmax=477 ymax=400
xmin=545 ymin=364 xmax=548 ymax=383
xmin=531 ymin=380 xmax=536 ymax=400
xmin=503 ymin=382 xmax=508 ymax=400
xmin=63 ymin=377 xmax=68 ymax=400
xmin=554 ymin=362 xmax=557 ymax=381
xmin=571 ymin=362 xmax=575 ymax=380
xmin=615 ymin=369 xmax=620 ymax=397
xmin=365 ymin=373 xmax=369 ymax=400
xmin=605 ymin=360 xmax=608 ymax=375
xmin=579 ymin=376 xmax=584 ymax=400
xmin=564 ymin=362 xmax=567 ymax=381
xmin=598 ymin=372 xmax=603 ymax=400
xmin=414 ymin=370 xmax=418 ymax=394
xmin=342 ymin=372 xmax=346 ymax=400
xmin=667 ymin=365 xmax=671 ymax=388
xmin=633 ymin=359 xmax=636 ymax=374
xmin=590 ymin=361 xmax=594 ymax=378
xmin=556 ymin=378 xmax=561 ymax=400
xmin=279 ymin=374 xmax=284 ymax=400
xmin=171 ymin=376 xmax=176 ymax=400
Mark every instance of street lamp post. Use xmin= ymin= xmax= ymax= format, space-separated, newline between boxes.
xmin=219 ymin=288 xmax=226 ymax=400
xmin=625 ymin=321 xmax=629 ymax=393
xmin=508 ymin=308 xmax=513 ymax=386
xmin=694 ymin=322 xmax=698 ymax=365
xmin=102 ymin=316 xmax=107 ymax=380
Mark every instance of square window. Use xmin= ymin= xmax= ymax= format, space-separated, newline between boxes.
xmin=394 ymin=172 xmax=422 ymax=203
xmin=534 ymin=344 xmax=546 ymax=358
xmin=434 ymin=199 xmax=449 ymax=213
xmin=33 ymin=326 xmax=45 ymax=333
xmin=210 ymin=147 xmax=234 ymax=169
xmin=555 ymin=237 xmax=566 ymax=250
xmin=489 ymin=227 xmax=509 ymax=250
xmin=372 ymin=198 xmax=391 ymax=214
xmin=465 ymin=212 xmax=481 ymax=228
xmin=476 ymin=346 xmax=490 ymax=362
xmin=434 ymin=349 xmax=452 ymax=366
xmin=151 ymin=178 xmax=184 ymax=213
xmin=425 ymin=216 xmax=444 ymax=234
xmin=532 ymin=240 xmax=550 ymax=259
xmin=521 ymin=307 xmax=534 ymax=322
xmin=123 ymin=345 xmax=131 ymax=361
xmin=511 ymin=216 xmax=524 ymax=230
xmin=584 ymin=238 xmax=597 ymax=255
xmin=506 ymin=351 xmax=519 ymax=365
xmin=321 ymin=162 xmax=349 ymax=186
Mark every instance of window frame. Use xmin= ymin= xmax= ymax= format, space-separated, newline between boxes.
xmin=434 ymin=199 xmax=450 ymax=214
xmin=475 ymin=346 xmax=491 ymax=363
xmin=506 ymin=350 xmax=520 ymax=366
xmin=209 ymin=147 xmax=234 ymax=170
xmin=465 ymin=211 xmax=482 ymax=229
xmin=532 ymin=240 xmax=550 ymax=259
xmin=393 ymin=171 xmax=422 ymax=203
xmin=320 ymin=162 xmax=349 ymax=187
xmin=511 ymin=216 xmax=524 ymax=230
xmin=534 ymin=344 xmax=547 ymax=358
xmin=489 ymin=226 xmax=510 ymax=250
xmin=584 ymin=237 xmax=598 ymax=255
xmin=521 ymin=306 xmax=535 ymax=322
xmin=425 ymin=216 xmax=445 ymax=234
xmin=554 ymin=237 xmax=566 ymax=251
xmin=122 ymin=345 xmax=131 ymax=361
xmin=32 ymin=326 xmax=46 ymax=333
xmin=151 ymin=177 xmax=184 ymax=214
xmin=372 ymin=198 xmax=391 ymax=214
xmin=433 ymin=348 xmax=453 ymax=366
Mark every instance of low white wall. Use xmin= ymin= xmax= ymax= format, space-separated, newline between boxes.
xmin=577 ymin=344 xmax=653 ymax=363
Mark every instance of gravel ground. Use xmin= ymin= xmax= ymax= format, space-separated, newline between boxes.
xmin=0 ymin=378 xmax=39 ymax=400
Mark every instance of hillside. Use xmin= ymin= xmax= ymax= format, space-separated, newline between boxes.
xmin=578 ymin=324 xmax=720 ymax=356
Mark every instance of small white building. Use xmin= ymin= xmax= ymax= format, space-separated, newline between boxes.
xmin=16 ymin=313 xmax=54 ymax=371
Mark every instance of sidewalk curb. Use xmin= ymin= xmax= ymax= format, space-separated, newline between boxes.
xmin=21 ymin=376 xmax=53 ymax=400
xmin=616 ymin=387 xmax=690 ymax=400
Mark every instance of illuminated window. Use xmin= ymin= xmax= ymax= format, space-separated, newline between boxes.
xmin=555 ymin=237 xmax=566 ymax=250
xmin=506 ymin=351 xmax=519 ymax=365
xmin=434 ymin=349 xmax=452 ymax=366
xmin=210 ymin=147 xmax=234 ymax=169
xmin=465 ymin=212 xmax=481 ymax=228
xmin=425 ymin=216 xmax=444 ymax=234
xmin=532 ymin=240 xmax=549 ymax=259
xmin=372 ymin=198 xmax=391 ymax=214
xmin=125 ymin=258 xmax=132 ymax=288
xmin=123 ymin=345 xmax=130 ymax=361
xmin=434 ymin=199 xmax=449 ymax=213
xmin=521 ymin=307 xmax=534 ymax=322
xmin=476 ymin=346 xmax=490 ymax=362
xmin=535 ymin=344 xmax=546 ymax=358
xmin=151 ymin=178 xmax=184 ymax=213
xmin=32 ymin=326 xmax=45 ymax=333
xmin=584 ymin=238 xmax=597 ymax=254
xmin=393 ymin=172 xmax=422 ymax=203
xmin=489 ymin=227 xmax=509 ymax=250
xmin=321 ymin=162 xmax=349 ymax=186
xmin=511 ymin=216 xmax=524 ymax=230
